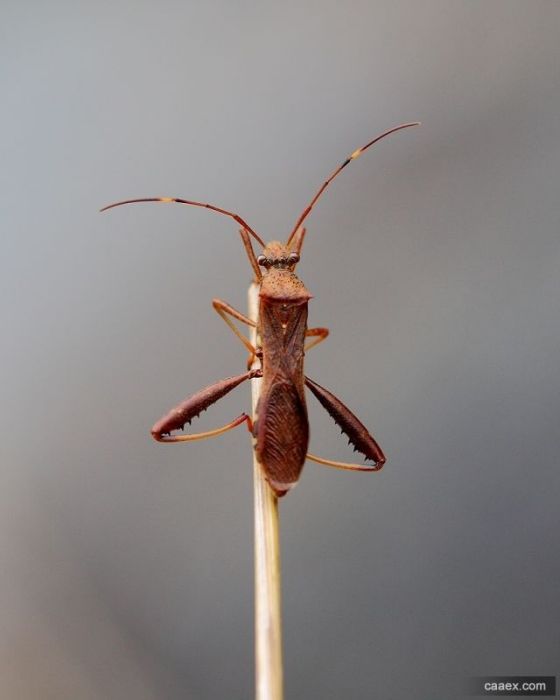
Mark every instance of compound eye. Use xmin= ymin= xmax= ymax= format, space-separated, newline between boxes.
xmin=257 ymin=255 xmax=268 ymax=267
xmin=288 ymin=252 xmax=300 ymax=264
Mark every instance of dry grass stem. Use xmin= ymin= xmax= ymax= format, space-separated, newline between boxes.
xmin=249 ymin=282 xmax=283 ymax=700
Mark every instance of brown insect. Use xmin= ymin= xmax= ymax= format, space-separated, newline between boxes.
xmin=101 ymin=122 xmax=419 ymax=496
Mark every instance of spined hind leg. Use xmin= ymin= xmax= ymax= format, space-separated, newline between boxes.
xmin=152 ymin=370 xmax=260 ymax=443
xmin=304 ymin=376 xmax=385 ymax=471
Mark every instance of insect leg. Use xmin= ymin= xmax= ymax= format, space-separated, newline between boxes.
xmin=288 ymin=226 xmax=307 ymax=256
xmin=213 ymin=299 xmax=256 ymax=350
xmin=305 ymin=327 xmax=329 ymax=352
xmin=239 ymin=227 xmax=263 ymax=282
xmin=306 ymin=453 xmax=379 ymax=472
xmin=212 ymin=298 xmax=260 ymax=368
xmin=155 ymin=414 xmax=251 ymax=443
xmin=305 ymin=376 xmax=385 ymax=470
xmin=152 ymin=370 xmax=260 ymax=443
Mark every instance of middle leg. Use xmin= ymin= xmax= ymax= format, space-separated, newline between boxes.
xmin=305 ymin=327 xmax=329 ymax=352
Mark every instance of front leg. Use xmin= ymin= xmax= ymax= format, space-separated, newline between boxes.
xmin=152 ymin=369 xmax=260 ymax=443
xmin=305 ymin=376 xmax=385 ymax=470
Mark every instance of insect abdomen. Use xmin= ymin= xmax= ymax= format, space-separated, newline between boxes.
xmin=152 ymin=371 xmax=259 ymax=438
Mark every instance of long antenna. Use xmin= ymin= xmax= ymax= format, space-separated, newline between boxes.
xmin=100 ymin=197 xmax=265 ymax=247
xmin=286 ymin=122 xmax=420 ymax=245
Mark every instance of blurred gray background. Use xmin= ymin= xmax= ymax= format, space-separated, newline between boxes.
xmin=2 ymin=1 xmax=559 ymax=698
